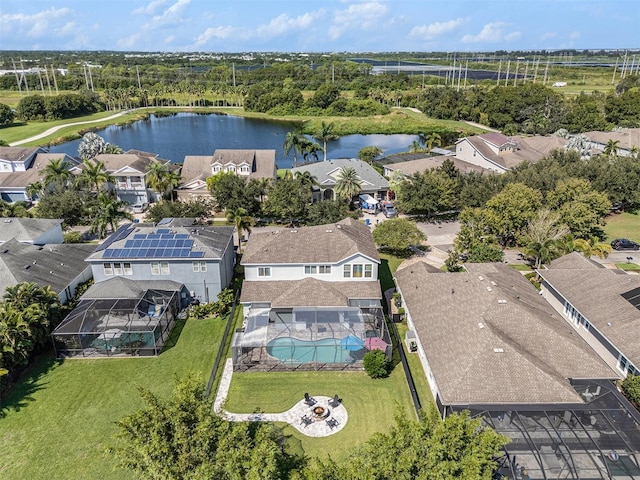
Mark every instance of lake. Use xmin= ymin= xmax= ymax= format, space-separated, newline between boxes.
xmin=49 ymin=112 xmax=418 ymax=169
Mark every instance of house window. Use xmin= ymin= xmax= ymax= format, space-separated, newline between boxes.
xmin=193 ymin=261 xmax=207 ymax=272
xmin=618 ymin=354 xmax=636 ymax=376
xmin=240 ymin=165 xmax=250 ymax=174
xmin=103 ymin=263 xmax=113 ymax=275
xmin=304 ymin=266 xmax=317 ymax=274
xmin=319 ymin=265 xmax=331 ymax=274
xmin=151 ymin=262 xmax=169 ymax=275
xmin=151 ymin=262 xmax=160 ymax=275
xmin=352 ymin=264 xmax=364 ymax=278
xmin=227 ymin=165 xmax=236 ymax=173
xmin=213 ymin=165 xmax=222 ymax=173
xmin=123 ymin=262 xmax=132 ymax=275
xmin=258 ymin=267 xmax=271 ymax=277
xmin=365 ymin=264 xmax=373 ymax=278
xmin=160 ymin=262 xmax=170 ymax=275
xmin=113 ymin=262 xmax=123 ymax=275
xmin=343 ymin=264 xmax=351 ymax=278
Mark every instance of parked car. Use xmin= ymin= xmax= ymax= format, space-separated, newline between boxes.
xmin=131 ymin=203 xmax=147 ymax=214
xmin=383 ymin=203 xmax=397 ymax=218
xmin=611 ymin=238 xmax=640 ymax=250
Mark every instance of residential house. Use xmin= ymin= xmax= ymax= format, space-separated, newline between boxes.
xmin=85 ymin=221 xmax=235 ymax=303
xmin=177 ymin=149 xmax=276 ymax=201
xmin=539 ymin=252 xmax=640 ymax=378
xmin=87 ymin=150 xmax=174 ymax=205
xmin=235 ymin=217 xmax=387 ymax=371
xmin=394 ymin=260 xmax=640 ymax=479
xmin=580 ymin=128 xmax=640 ymax=156
xmin=0 ymin=148 xmax=79 ymax=203
xmin=455 ymin=132 xmax=567 ymax=173
xmin=382 ymin=153 xmax=488 ymax=178
xmin=0 ymin=238 xmax=94 ymax=303
xmin=0 ymin=217 xmax=64 ymax=245
xmin=290 ymin=158 xmax=389 ymax=202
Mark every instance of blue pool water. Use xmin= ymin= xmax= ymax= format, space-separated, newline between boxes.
xmin=267 ymin=337 xmax=355 ymax=363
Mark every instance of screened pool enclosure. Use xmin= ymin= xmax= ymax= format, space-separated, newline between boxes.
xmin=232 ymin=305 xmax=389 ymax=371
xmin=52 ymin=288 xmax=180 ymax=357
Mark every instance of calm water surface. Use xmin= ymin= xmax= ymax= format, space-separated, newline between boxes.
xmin=49 ymin=113 xmax=417 ymax=169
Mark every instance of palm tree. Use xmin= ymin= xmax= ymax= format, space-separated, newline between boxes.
xmin=79 ymin=159 xmax=112 ymax=192
xmin=334 ymin=166 xmax=361 ymax=202
xmin=103 ymin=143 xmax=124 ymax=154
xmin=226 ymin=207 xmax=253 ymax=253
xmin=295 ymin=171 xmax=318 ymax=199
xmin=408 ymin=140 xmax=424 ymax=153
xmin=283 ymin=131 xmax=304 ymax=167
xmin=574 ymin=236 xmax=613 ymax=259
xmin=418 ymin=132 xmax=442 ymax=151
xmin=313 ymin=121 xmax=339 ymax=161
xmin=90 ymin=193 xmax=133 ymax=239
xmin=523 ymin=238 xmax=562 ymax=272
xmin=301 ymin=140 xmax=322 ymax=163
xmin=43 ymin=158 xmax=72 ymax=190
xmin=604 ymin=139 xmax=620 ymax=156
xmin=146 ymin=162 xmax=178 ymax=200
xmin=26 ymin=181 xmax=44 ymax=202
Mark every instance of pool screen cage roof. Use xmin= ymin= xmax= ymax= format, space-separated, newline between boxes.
xmin=453 ymin=380 xmax=640 ymax=480
xmin=52 ymin=288 xmax=179 ymax=358
xmin=232 ymin=305 xmax=388 ymax=371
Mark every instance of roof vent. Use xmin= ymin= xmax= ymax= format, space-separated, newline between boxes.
xmin=24 ymin=265 xmax=30 ymax=269
xmin=493 ymin=348 xmax=504 ymax=353
xmin=1 ymin=249 xmax=8 ymax=254
xmin=498 ymin=299 xmax=507 ymax=304
xmin=486 ymin=286 xmax=492 ymax=292
xmin=478 ymin=275 xmax=484 ymax=281
xmin=478 ymin=322 xmax=485 ymax=329
xmin=290 ymin=230 xmax=297 ymax=233
xmin=326 ymin=229 xmax=333 ymax=233
xmin=490 ymin=280 xmax=497 ymax=286
xmin=32 ymin=260 xmax=37 ymax=264
xmin=3 ymin=219 xmax=11 ymax=223
xmin=336 ymin=224 xmax=342 ymax=229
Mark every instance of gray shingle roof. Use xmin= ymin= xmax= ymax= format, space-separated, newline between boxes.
xmin=547 ymin=251 xmax=603 ymax=270
xmin=241 ymin=218 xmax=379 ymax=265
xmin=384 ymin=155 xmax=488 ymax=176
xmin=539 ymin=261 xmax=640 ymax=368
xmin=0 ymin=239 xmax=95 ymax=294
xmin=0 ymin=146 xmax=42 ymax=163
xmin=240 ymin=278 xmax=381 ymax=307
xmin=85 ymin=223 xmax=234 ymax=261
xmin=82 ymin=276 xmax=184 ymax=299
xmin=395 ymin=262 xmax=616 ymax=407
xmin=0 ymin=218 xmax=62 ymax=244
xmin=290 ymin=158 xmax=389 ymax=191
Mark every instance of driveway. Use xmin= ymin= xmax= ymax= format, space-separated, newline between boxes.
xmin=416 ymin=219 xmax=460 ymax=252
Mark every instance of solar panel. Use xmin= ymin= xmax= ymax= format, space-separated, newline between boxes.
xmin=103 ymin=249 xmax=113 ymax=258
xmin=184 ymin=239 xmax=194 ymax=248
xmin=157 ymin=228 xmax=170 ymax=234
xmin=189 ymin=251 xmax=204 ymax=258
xmin=621 ymin=287 xmax=640 ymax=310
xmin=157 ymin=218 xmax=172 ymax=226
xmin=158 ymin=239 xmax=168 ymax=247
xmin=94 ymin=224 xmax=133 ymax=252
xmin=133 ymin=234 xmax=147 ymax=239
xmin=148 ymin=234 xmax=161 ymax=239
xmin=175 ymin=234 xmax=188 ymax=239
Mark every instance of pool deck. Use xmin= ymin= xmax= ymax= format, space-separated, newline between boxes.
xmin=214 ymin=358 xmax=348 ymax=437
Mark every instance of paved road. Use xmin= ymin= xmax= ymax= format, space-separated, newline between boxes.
xmin=9 ymin=110 xmax=132 ymax=146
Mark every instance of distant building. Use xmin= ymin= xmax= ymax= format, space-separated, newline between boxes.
xmin=177 ymin=149 xmax=276 ymax=201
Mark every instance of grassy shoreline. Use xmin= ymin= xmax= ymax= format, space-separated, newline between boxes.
xmin=2 ymin=106 xmax=484 ymax=148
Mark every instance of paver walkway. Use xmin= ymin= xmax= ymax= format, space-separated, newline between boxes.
xmin=214 ymin=359 xmax=348 ymax=437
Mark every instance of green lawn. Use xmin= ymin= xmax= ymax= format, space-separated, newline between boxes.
xmin=224 ymin=367 xmax=417 ymax=462
xmin=603 ymin=212 xmax=640 ymax=243
xmin=0 ymin=318 xmax=225 ymax=480
xmin=378 ymin=252 xmax=405 ymax=292
xmin=616 ymin=263 xmax=640 ymax=271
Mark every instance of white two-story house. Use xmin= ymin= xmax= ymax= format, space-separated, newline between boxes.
xmin=234 ymin=217 xmax=388 ymax=371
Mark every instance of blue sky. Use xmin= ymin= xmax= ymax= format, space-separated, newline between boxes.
xmin=1 ymin=0 xmax=638 ymax=52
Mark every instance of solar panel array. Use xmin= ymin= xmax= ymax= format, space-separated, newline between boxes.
xmin=621 ymin=287 xmax=640 ymax=311
xmin=94 ymin=224 xmax=134 ymax=252
xmin=103 ymin=229 xmax=205 ymax=259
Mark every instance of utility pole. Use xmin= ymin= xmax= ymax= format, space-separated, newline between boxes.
xmin=611 ymin=57 xmax=618 ymax=84
xmin=496 ymin=59 xmax=502 ymax=86
xmin=543 ymin=59 xmax=550 ymax=85
xmin=513 ymin=58 xmax=519 ymax=86
xmin=11 ymin=58 xmax=22 ymax=96
xmin=136 ymin=65 xmax=142 ymax=89
xmin=504 ymin=59 xmax=510 ymax=87
xmin=523 ymin=60 xmax=529 ymax=84
xmin=88 ymin=64 xmax=94 ymax=91
xmin=37 ymin=68 xmax=45 ymax=94
xmin=463 ymin=59 xmax=468 ymax=89
xmin=44 ymin=64 xmax=52 ymax=95
xmin=51 ymin=65 xmax=59 ymax=95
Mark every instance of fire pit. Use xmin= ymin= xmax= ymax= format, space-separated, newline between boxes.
xmin=310 ymin=405 xmax=330 ymax=421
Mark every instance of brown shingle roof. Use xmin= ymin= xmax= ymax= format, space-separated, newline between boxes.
xmin=539 ymin=263 xmax=640 ymax=367
xmin=395 ymin=262 xmax=616 ymax=406
xmin=179 ymin=150 xmax=276 ymax=187
xmin=241 ymin=218 xmax=379 ymax=265
xmin=240 ymin=278 xmax=382 ymax=307
xmin=0 ymin=146 xmax=42 ymax=163
xmin=384 ymin=155 xmax=488 ymax=176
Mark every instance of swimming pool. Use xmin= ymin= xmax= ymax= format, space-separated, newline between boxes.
xmin=267 ymin=337 xmax=355 ymax=363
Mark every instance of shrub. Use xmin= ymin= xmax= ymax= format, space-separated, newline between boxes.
xmin=363 ymin=350 xmax=389 ymax=379
xmin=621 ymin=375 xmax=640 ymax=410
xmin=64 ymin=231 xmax=84 ymax=243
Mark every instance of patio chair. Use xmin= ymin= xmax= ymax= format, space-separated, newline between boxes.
xmin=328 ymin=394 xmax=341 ymax=408
xmin=326 ymin=418 xmax=339 ymax=429
xmin=300 ymin=415 xmax=313 ymax=428
xmin=304 ymin=392 xmax=316 ymax=406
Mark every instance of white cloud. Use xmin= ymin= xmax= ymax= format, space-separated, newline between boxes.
xmin=193 ymin=26 xmax=238 ymax=46
xmin=150 ymin=0 xmax=191 ymax=27
xmin=541 ymin=32 xmax=557 ymax=41
xmin=569 ymin=31 xmax=581 ymax=40
xmin=56 ymin=22 xmax=77 ymax=37
xmin=132 ymin=0 xmax=169 ymax=15
xmin=0 ymin=7 xmax=72 ymax=38
xmin=461 ymin=22 xmax=520 ymax=43
xmin=409 ymin=18 xmax=465 ymax=40
xmin=256 ymin=11 xmax=323 ymax=37
xmin=329 ymin=1 xmax=389 ymax=40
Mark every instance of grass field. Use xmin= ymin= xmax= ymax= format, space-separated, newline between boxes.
xmin=224 ymin=366 xmax=417 ymax=462
xmin=603 ymin=212 xmax=640 ymax=243
xmin=0 ymin=317 xmax=225 ymax=480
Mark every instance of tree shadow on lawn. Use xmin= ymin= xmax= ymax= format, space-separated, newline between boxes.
xmin=0 ymin=352 xmax=62 ymax=418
